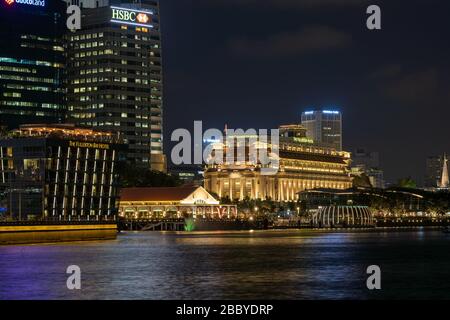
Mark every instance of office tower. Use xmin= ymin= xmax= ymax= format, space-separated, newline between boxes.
xmin=301 ymin=109 xmax=342 ymax=151
xmin=352 ymin=148 xmax=380 ymax=169
xmin=168 ymin=164 xmax=204 ymax=186
xmin=351 ymin=148 xmax=385 ymax=189
xmin=0 ymin=1 xmax=66 ymax=129
xmin=66 ymin=1 xmax=165 ymax=170
xmin=0 ymin=124 xmax=124 ymax=220
xmin=64 ymin=0 xmax=111 ymax=8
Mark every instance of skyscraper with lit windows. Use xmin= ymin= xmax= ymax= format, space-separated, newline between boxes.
xmin=0 ymin=1 xmax=66 ymax=129
xmin=301 ymin=109 xmax=342 ymax=151
xmin=66 ymin=0 xmax=165 ymax=170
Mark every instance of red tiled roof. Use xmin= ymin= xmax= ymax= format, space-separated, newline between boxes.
xmin=120 ymin=186 xmax=200 ymax=202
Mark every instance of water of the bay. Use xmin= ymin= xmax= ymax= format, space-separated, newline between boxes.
xmin=1 ymin=229 xmax=450 ymax=300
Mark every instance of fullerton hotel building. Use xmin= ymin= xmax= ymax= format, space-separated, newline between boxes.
xmin=203 ymin=124 xmax=352 ymax=202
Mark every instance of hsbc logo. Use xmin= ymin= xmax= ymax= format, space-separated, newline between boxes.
xmin=111 ymin=7 xmax=153 ymax=27
xmin=136 ymin=13 xmax=149 ymax=24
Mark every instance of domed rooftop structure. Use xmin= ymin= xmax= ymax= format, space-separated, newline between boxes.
xmin=313 ymin=206 xmax=374 ymax=227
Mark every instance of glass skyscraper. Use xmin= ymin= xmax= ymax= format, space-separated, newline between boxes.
xmin=65 ymin=0 xmax=165 ymax=170
xmin=0 ymin=1 xmax=66 ymax=129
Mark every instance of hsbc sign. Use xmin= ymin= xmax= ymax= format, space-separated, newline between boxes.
xmin=66 ymin=5 xmax=153 ymax=31
xmin=111 ymin=6 xmax=153 ymax=27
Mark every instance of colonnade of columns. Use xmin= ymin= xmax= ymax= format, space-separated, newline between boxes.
xmin=206 ymin=174 xmax=352 ymax=202
xmin=119 ymin=205 xmax=238 ymax=219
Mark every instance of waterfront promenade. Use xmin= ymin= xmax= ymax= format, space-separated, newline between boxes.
xmin=0 ymin=220 xmax=117 ymax=245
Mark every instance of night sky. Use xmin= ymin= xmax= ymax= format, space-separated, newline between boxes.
xmin=159 ymin=0 xmax=450 ymax=185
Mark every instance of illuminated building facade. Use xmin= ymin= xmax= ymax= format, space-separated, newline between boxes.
xmin=118 ymin=186 xmax=238 ymax=219
xmin=204 ymin=125 xmax=352 ymax=202
xmin=66 ymin=1 xmax=165 ymax=170
xmin=0 ymin=1 xmax=66 ymax=128
xmin=301 ymin=109 xmax=342 ymax=151
xmin=0 ymin=124 xmax=124 ymax=220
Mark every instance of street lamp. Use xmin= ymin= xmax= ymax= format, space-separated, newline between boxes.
xmin=253 ymin=206 xmax=258 ymax=219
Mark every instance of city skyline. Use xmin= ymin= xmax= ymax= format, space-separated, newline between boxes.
xmin=1 ymin=1 xmax=449 ymax=184
xmin=0 ymin=0 xmax=165 ymax=170
xmin=1 ymin=0 xmax=450 ymax=305
xmin=159 ymin=0 xmax=450 ymax=185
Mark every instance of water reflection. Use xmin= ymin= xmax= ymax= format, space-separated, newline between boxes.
xmin=0 ymin=230 xmax=449 ymax=299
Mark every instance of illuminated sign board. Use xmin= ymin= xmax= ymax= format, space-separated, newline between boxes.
xmin=4 ymin=0 xmax=46 ymax=7
xmin=69 ymin=141 xmax=110 ymax=150
xmin=293 ymin=137 xmax=314 ymax=144
xmin=322 ymin=110 xmax=340 ymax=114
xmin=110 ymin=6 xmax=153 ymax=28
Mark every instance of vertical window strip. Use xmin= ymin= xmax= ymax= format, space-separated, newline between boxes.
xmin=107 ymin=150 xmax=116 ymax=216
xmin=62 ymin=147 xmax=71 ymax=217
xmin=89 ymin=149 xmax=100 ymax=216
xmin=98 ymin=149 xmax=107 ymax=216
xmin=52 ymin=146 xmax=62 ymax=216
xmin=0 ymin=147 xmax=5 ymax=184
xmin=71 ymin=147 xmax=80 ymax=216
xmin=81 ymin=148 xmax=90 ymax=216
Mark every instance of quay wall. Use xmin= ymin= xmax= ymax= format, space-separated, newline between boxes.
xmin=0 ymin=223 xmax=117 ymax=245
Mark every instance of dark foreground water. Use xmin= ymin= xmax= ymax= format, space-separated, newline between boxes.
xmin=1 ymin=229 xmax=450 ymax=299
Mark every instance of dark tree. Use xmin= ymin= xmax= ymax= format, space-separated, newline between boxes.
xmin=396 ymin=177 xmax=417 ymax=189
xmin=353 ymin=173 xmax=372 ymax=188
